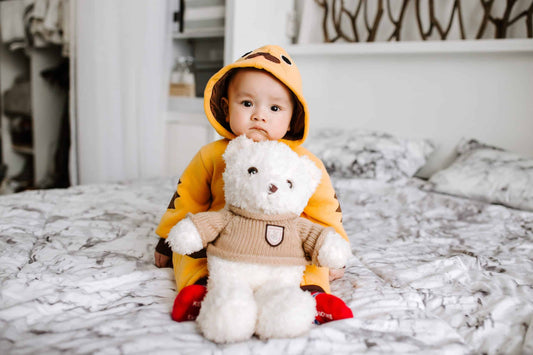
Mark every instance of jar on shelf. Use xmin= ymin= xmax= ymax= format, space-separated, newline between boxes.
xmin=169 ymin=56 xmax=196 ymax=97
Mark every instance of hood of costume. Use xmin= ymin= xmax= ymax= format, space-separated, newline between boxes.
xmin=203 ymin=44 xmax=309 ymax=148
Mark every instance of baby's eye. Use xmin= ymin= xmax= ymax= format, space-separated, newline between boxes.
xmin=242 ymin=101 xmax=252 ymax=107
xmin=270 ymin=105 xmax=280 ymax=112
xmin=248 ymin=167 xmax=258 ymax=175
xmin=287 ymin=180 xmax=293 ymax=189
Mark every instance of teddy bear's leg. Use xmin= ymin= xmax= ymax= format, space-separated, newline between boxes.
xmin=254 ymin=284 xmax=316 ymax=339
xmin=197 ymin=284 xmax=257 ymax=343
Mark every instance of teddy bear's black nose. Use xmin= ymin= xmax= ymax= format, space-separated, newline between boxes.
xmin=268 ymin=184 xmax=278 ymax=194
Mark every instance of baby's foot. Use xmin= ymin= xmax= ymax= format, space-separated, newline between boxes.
xmin=171 ymin=284 xmax=207 ymax=322
xmin=312 ymin=292 xmax=353 ymax=324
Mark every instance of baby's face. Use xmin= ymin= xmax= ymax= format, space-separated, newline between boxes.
xmin=223 ymin=69 xmax=293 ymax=142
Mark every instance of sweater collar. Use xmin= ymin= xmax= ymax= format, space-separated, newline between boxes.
xmin=227 ymin=205 xmax=298 ymax=221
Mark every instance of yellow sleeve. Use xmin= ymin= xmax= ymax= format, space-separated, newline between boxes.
xmin=298 ymin=148 xmax=348 ymax=242
xmin=155 ymin=147 xmax=213 ymax=239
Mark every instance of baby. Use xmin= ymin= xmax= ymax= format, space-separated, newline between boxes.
xmin=155 ymin=45 xmax=352 ymax=324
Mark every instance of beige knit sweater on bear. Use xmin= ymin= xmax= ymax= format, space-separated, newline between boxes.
xmin=187 ymin=205 xmax=332 ymax=266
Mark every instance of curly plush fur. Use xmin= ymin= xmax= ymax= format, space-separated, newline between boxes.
xmin=167 ymin=136 xmax=351 ymax=343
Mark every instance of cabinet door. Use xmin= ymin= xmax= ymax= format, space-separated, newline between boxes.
xmin=224 ymin=0 xmax=295 ymax=63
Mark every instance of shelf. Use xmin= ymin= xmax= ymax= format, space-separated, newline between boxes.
xmin=168 ymin=96 xmax=203 ymax=112
xmin=196 ymin=60 xmax=223 ymax=70
xmin=166 ymin=96 xmax=208 ymax=126
xmin=166 ymin=111 xmax=208 ymax=126
xmin=172 ymin=28 xmax=224 ymax=40
xmin=287 ymin=38 xmax=533 ymax=56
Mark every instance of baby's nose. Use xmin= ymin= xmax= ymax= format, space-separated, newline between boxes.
xmin=252 ymin=115 xmax=266 ymax=122
xmin=268 ymin=184 xmax=278 ymax=194
xmin=252 ymin=107 xmax=267 ymax=122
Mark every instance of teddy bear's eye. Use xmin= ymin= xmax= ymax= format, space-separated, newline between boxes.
xmin=287 ymin=180 xmax=293 ymax=189
xmin=248 ymin=167 xmax=258 ymax=175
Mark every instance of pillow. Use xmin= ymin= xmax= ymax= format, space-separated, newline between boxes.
xmin=429 ymin=139 xmax=533 ymax=211
xmin=305 ymin=129 xmax=435 ymax=182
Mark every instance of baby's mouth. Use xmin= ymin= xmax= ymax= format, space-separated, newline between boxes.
xmin=248 ymin=127 xmax=268 ymax=138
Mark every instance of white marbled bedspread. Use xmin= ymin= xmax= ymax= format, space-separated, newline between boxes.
xmin=0 ymin=177 xmax=532 ymax=354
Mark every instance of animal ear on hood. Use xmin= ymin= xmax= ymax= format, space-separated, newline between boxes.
xmin=223 ymin=135 xmax=254 ymax=165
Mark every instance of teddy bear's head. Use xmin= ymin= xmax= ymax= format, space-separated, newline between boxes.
xmin=222 ymin=136 xmax=322 ymax=215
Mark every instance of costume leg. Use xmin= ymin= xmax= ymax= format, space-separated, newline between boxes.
xmin=301 ymin=264 xmax=330 ymax=293
xmin=171 ymin=284 xmax=207 ymax=321
xmin=170 ymin=253 xmax=209 ymax=322
xmin=172 ymin=252 xmax=208 ymax=292
xmin=301 ymin=265 xmax=354 ymax=324
xmin=312 ymin=291 xmax=353 ymax=324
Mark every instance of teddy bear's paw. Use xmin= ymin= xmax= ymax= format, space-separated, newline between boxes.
xmin=317 ymin=231 xmax=352 ymax=269
xmin=166 ymin=217 xmax=204 ymax=255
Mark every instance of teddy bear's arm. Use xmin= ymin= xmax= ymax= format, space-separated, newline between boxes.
xmin=297 ymin=218 xmax=352 ymax=269
xmin=316 ymin=231 xmax=352 ymax=269
xmin=187 ymin=209 xmax=232 ymax=245
xmin=166 ymin=209 xmax=232 ymax=255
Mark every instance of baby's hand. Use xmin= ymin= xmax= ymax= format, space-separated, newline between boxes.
xmin=329 ymin=268 xmax=345 ymax=282
xmin=154 ymin=251 xmax=171 ymax=268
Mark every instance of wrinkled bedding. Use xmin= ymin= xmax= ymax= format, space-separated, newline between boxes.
xmin=0 ymin=177 xmax=532 ymax=354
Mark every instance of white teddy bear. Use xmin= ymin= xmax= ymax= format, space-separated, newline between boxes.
xmin=166 ymin=135 xmax=352 ymax=343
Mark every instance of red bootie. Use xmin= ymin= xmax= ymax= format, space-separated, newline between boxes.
xmin=312 ymin=292 xmax=353 ymax=324
xmin=171 ymin=284 xmax=207 ymax=322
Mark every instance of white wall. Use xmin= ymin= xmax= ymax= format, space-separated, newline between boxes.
xmin=225 ymin=0 xmax=294 ymax=63
xmin=291 ymin=41 xmax=533 ymax=177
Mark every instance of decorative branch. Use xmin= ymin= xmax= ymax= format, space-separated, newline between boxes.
xmin=314 ymin=0 xmax=533 ymax=43
xmin=497 ymin=0 xmax=518 ymax=38
xmin=387 ymin=0 xmax=411 ymax=41
xmin=363 ymin=0 xmax=384 ymax=42
xmin=316 ymin=0 xmax=339 ymax=42
xmin=527 ymin=3 xmax=533 ymax=37
xmin=504 ymin=0 xmax=533 ymax=38
xmin=476 ymin=0 xmax=495 ymax=39
xmin=477 ymin=0 xmax=533 ymax=38
xmin=332 ymin=0 xmax=355 ymax=42
xmin=432 ymin=0 xmax=465 ymax=39
xmin=341 ymin=0 xmax=363 ymax=42
xmin=415 ymin=0 xmax=433 ymax=39
xmin=415 ymin=0 xmax=465 ymax=40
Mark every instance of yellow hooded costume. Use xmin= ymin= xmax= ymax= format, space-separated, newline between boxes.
xmin=156 ymin=45 xmax=347 ymax=294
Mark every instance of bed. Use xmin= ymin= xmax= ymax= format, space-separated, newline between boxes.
xmin=1 ymin=129 xmax=532 ymax=355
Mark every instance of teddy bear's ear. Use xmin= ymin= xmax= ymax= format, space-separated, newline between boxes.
xmin=300 ymin=156 xmax=322 ymax=192
xmin=223 ymin=135 xmax=254 ymax=163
